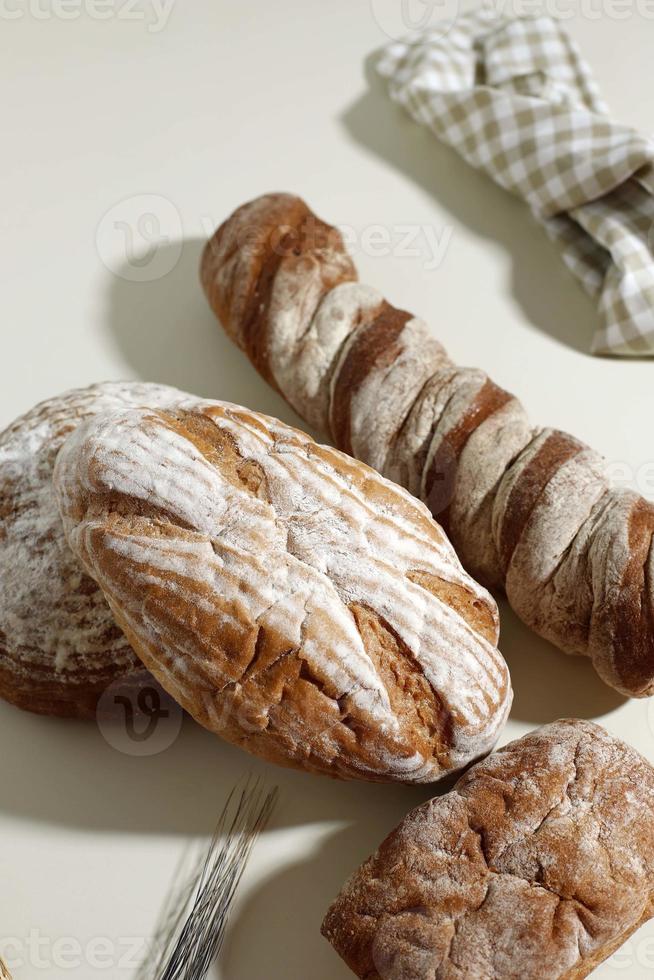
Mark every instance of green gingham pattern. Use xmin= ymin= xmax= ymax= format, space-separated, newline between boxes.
xmin=377 ymin=11 xmax=654 ymax=356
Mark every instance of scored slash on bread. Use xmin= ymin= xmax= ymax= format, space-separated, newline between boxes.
xmin=0 ymin=381 xmax=187 ymax=718
xmin=53 ymin=398 xmax=512 ymax=782
xmin=322 ymin=719 xmax=654 ymax=980
xmin=201 ymin=193 xmax=654 ymax=698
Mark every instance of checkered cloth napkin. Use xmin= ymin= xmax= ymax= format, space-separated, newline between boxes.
xmin=377 ymin=11 xmax=654 ymax=355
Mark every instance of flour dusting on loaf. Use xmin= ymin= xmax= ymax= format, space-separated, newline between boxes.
xmin=0 ymin=381 xmax=185 ymax=717
xmin=54 ymin=399 xmax=511 ymax=782
xmin=323 ymin=719 xmax=654 ymax=979
xmin=202 ymin=193 xmax=654 ymax=698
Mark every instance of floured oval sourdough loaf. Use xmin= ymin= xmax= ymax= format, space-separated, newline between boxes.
xmin=54 ymin=399 xmax=512 ymax=782
xmin=0 ymin=381 xmax=185 ymax=718
xmin=323 ymin=719 xmax=654 ymax=979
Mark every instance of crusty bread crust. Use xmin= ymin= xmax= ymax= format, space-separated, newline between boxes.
xmin=201 ymin=193 xmax=654 ymax=698
xmin=54 ymin=399 xmax=511 ymax=782
xmin=0 ymin=382 xmax=184 ymax=718
xmin=322 ymin=719 xmax=654 ymax=978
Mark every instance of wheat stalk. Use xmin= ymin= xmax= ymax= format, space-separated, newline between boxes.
xmin=150 ymin=779 xmax=277 ymax=980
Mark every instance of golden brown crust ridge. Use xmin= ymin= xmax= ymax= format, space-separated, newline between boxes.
xmin=54 ymin=399 xmax=511 ymax=783
xmin=329 ymin=303 xmax=412 ymax=455
xmin=201 ymin=193 xmax=356 ymax=388
xmin=202 ymin=193 xmax=654 ymax=698
xmin=322 ymin=719 xmax=654 ymax=979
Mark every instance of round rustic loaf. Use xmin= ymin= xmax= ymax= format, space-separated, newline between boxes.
xmin=323 ymin=718 xmax=654 ymax=979
xmin=0 ymin=381 xmax=185 ymax=718
xmin=54 ymin=399 xmax=512 ymax=782
xmin=202 ymin=193 xmax=654 ymax=698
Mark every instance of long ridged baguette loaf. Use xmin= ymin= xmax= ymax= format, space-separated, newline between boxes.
xmin=53 ymin=399 xmax=511 ymax=783
xmin=201 ymin=193 xmax=654 ymax=698
xmin=322 ymin=719 xmax=654 ymax=980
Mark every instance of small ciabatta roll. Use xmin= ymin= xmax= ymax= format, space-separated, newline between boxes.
xmin=0 ymin=381 xmax=185 ymax=718
xmin=201 ymin=193 xmax=654 ymax=699
xmin=54 ymin=399 xmax=511 ymax=782
xmin=322 ymin=719 xmax=654 ymax=979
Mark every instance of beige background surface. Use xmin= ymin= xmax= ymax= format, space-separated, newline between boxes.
xmin=0 ymin=1 xmax=653 ymax=976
